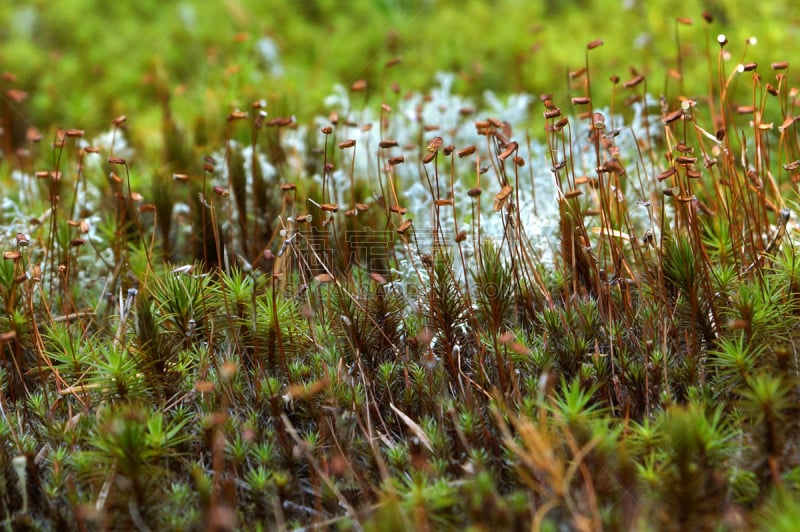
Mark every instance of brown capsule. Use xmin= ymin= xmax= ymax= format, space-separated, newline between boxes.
xmin=657 ymin=167 xmax=677 ymax=181
xmin=385 ymin=56 xmax=402 ymax=67
xmin=459 ymin=107 xmax=474 ymax=116
xmin=338 ymin=139 xmax=356 ymax=149
xmin=379 ymin=139 xmax=399 ymax=148
xmin=295 ymin=214 xmax=312 ymax=223
xmin=587 ymin=39 xmax=604 ymax=49
xmin=14 ymin=273 xmax=28 ymax=284
xmin=350 ymin=79 xmax=367 ymax=91
xmin=593 ymin=112 xmax=605 ymax=129
xmin=458 ymin=145 xmax=477 ymax=158
xmin=70 ymin=238 xmax=85 ymax=247
xmin=564 ymin=189 xmax=582 ymax=199
xmin=571 ymin=96 xmax=591 ymax=105
xmin=783 ymin=161 xmax=800 ymax=171
xmin=427 ymin=136 xmax=443 ymax=152
xmin=605 ymin=159 xmax=625 ymax=174
xmin=675 ymin=143 xmax=694 ymax=153
xmin=467 ymin=187 xmax=482 ymax=197
xmin=213 ymin=186 xmax=229 ymax=197
xmin=396 ymin=219 xmax=413 ymax=234
xmin=15 ymin=233 xmax=29 ymax=246
xmin=227 ymin=110 xmax=248 ymax=121
xmin=173 ymin=173 xmax=189 ymax=182
xmin=736 ymin=106 xmax=755 ymax=114
xmin=663 ymin=186 xmax=679 ymax=196
xmin=388 ymin=155 xmax=405 ymax=165
xmin=455 ymin=230 xmax=468 ymax=243
xmin=494 ymin=185 xmax=513 ymax=210
xmin=422 ymin=151 xmax=436 ymax=164
xmin=623 ymin=74 xmax=645 ymax=88
xmin=767 ymin=83 xmax=779 ymax=96
xmin=487 ymin=117 xmax=503 ymax=128
xmin=321 ymin=126 xmax=333 ymax=135
xmin=739 ymin=62 xmax=758 ymax=72
xmin=108 ymin=156 xmax=126 ymax=165
xmin=390 ymin=205 xmax=408 ymax=215
xmin=6 ymin=89 xmax=27 ymax=103
xmin=779 ymin=117 xmax=795 ymax=131
xmin=423 ymin=125 xmax=440 ymax=132
xmin=715 ymin=128 xmax=726 ymax=141
xmin=434 ymin=198 xmax=453 ymax=207
xmin=0 ymin=331 xmax=17 ymax=342
xmin=26 ymin=127 xmax=43 ymax=143
xmin=370 ymin=272 xmax=388 ymax=284
xmin=498 ymin=141 xmax=518 ymax=161
xmin=324 ymin=162 xmax=335 ymax=173
xmin=35 ymin=170 xmax=49 ymax=179
xmin=686 ymin=170 xmax=702 ymax=179
xmin=3 ymin=251 xmax=21 ymax=260
xmin=443 ymin=145 xmax=455 ymax=156
xmin=570 ymin=67 xmax=587 ymax=79
xmin=554 ymin=117 xmax=569 ymax=130
xmin=772 ymin=61 xmax=789 ymax=70
xmin=544 ymin=108 xmax=562 ymax=119
xmin=65 ymin=129 xmax=84 ymax=138
xmin=596 ymin=164 xmax=612 ymax=174
xmin=320 ymin=203 xmax=339 ymax=212
xmin=702 ymin=11 xmax=713 ymax=23
xmin=675 ymin=156 xmax=697 ymax=165
xmin=138 ymin=204 xmax=156 ymax=213
xmin=315 ymin=273 xmax=335 ymax=283
xmin=662 ymin=109 xmax=684 ymax=124
xmin=355 ymin=203 xmax=369 ymax=212
xmin=329 ymin=111 xmax=339 ymax=124
xmin=514 ymin=156 xmax=525 ymax=167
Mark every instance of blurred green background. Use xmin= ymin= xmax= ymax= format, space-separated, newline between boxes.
xmin=1 ymin=0 xmax=798 ymax=139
